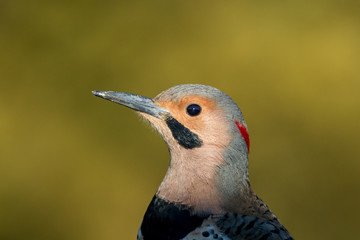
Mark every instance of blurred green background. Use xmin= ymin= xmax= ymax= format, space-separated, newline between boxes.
xmin=1 ymin=1 xmax=359 ymax=239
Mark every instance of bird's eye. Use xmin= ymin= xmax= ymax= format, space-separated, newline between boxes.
xmin=186 ymin=104 xmax=202 ymax=116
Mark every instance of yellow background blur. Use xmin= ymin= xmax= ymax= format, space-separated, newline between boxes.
xmin=1 ymin=1 xmax=359 ymax=239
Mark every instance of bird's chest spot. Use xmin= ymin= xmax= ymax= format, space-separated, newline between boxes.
xmin=181 ymin=221 xmax=231 ymax=240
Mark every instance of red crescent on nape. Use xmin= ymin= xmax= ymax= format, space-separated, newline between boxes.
xmin=235 ymin=121 xmax=250 ymax=154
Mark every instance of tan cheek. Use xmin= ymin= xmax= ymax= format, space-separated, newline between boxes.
xmin=202 ymin=113 xmax=231 ymax=146
xmin=156 ymin=98 xmax=231 ymax=147
xmin=156 ymin=96 xmax=218 ymax=132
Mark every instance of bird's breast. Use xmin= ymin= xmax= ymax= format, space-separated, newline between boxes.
xmin=139 ymin=195 xmax=210 ymax=240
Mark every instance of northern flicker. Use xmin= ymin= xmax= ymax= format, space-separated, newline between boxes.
xmin=92 ymin=84 xmax=293 ymax=240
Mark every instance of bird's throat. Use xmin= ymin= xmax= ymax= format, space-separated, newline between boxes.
xmin=156 ymin=146 xmax=226 ymax=214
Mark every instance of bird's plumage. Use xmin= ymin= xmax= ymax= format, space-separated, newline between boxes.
xmin=93 ymin=84 xmax=293 ymax=240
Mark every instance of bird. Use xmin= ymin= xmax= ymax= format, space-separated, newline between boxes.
xmin=92 ymin=84 xmax=293 ymax=240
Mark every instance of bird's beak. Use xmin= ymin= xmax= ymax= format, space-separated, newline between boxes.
xmin=92 ymin=91 xmax=170 ymax=119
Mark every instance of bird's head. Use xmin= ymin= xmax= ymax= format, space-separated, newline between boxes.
xmin=93 ymin=84 xmax=252 ymax=213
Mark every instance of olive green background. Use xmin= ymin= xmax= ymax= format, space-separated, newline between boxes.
xmin=1 ymin=1 xmax=359 ymax=239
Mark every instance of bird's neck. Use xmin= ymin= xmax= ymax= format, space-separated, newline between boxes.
xmin=216 ymin=134 xmax=252 ymax=209
xmin=156 ymin=143 xmax=226 ymax=214
xmin=157 ymin=134 xmax=255 ymax=215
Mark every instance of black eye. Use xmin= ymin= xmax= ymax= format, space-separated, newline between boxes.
xmin=186 ymin=104 xmax=202 ymax=116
